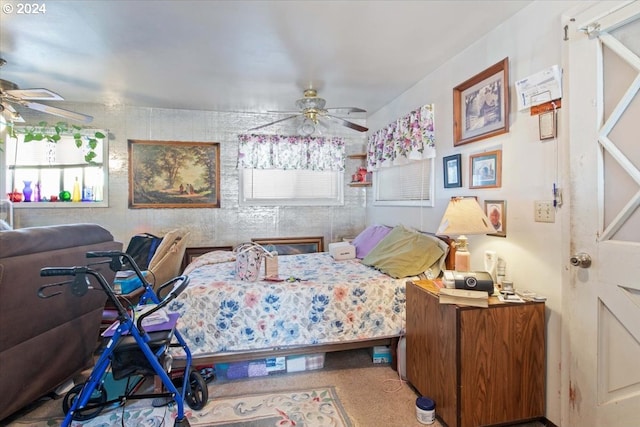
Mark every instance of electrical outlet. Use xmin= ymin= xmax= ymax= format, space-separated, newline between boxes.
xmin=534 ymin=200 xmax=555 ymax=223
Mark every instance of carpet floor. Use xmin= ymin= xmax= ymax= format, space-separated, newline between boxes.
xmin=1 ymin=348 xmax=547 ymax=427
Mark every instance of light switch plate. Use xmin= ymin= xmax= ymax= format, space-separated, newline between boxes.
xmin=534 ymin=200 xmax=555 ymax=223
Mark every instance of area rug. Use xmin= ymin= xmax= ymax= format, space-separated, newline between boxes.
xmin=9 ymin=386 xmax=352 ymax=427
xmin=189 ymin=386 xmax=352 ymax=426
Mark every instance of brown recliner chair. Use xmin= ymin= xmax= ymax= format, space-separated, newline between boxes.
xmin=0 ymin=224 xmax=122 ymax=422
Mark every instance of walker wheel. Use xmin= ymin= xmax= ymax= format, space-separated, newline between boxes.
xmin=185 ymin=368 xmax=208 ymax=410
xmin=62 ymin=383 xmax=107 ymax=420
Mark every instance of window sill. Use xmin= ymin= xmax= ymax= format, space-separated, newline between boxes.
xmin=12 ymin=201 xmax=108 ymax=209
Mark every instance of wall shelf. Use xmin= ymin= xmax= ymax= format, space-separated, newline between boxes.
xmin=347 ymin=153 xmax=371 ymax=187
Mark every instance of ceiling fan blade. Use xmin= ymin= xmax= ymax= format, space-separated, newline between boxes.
xmin=249 ymin=114 xmax=300 ymax=131
xmin=6 ymin=88 xmax=64 ymax=101
xmin=325 ymin=114 xmax=368 ymax=132
xmin=0 ymin=102 xmax=25 ymax=123
xmin=325 ymin=107 xmax=367 ymax=114
xmin=266 ymin=110 xmax=300 ymax=114
xmin=24 ymin=101 xmax=93 ymax=123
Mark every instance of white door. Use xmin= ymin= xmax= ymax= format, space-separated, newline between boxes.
xmin=566 ymin=2 xmax=640 ymax=426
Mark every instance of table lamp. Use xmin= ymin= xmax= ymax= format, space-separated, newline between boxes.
xmin=436 ymin=196 xmax=493 ymax=272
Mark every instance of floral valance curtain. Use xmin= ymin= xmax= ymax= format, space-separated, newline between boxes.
xmin=237 ymin=134 xmax=345 ymax=171
xmin=366 ymin=104 xmax=436 ymax=171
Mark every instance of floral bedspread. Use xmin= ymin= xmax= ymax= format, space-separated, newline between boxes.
xmin=168 ymin=251 xmax=409 ymax=357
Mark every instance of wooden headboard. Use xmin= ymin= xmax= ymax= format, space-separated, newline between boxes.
xmin=435 ymin=234 xmax=457 ymax=271
xmin=250 ymin=232 xmax=455 ymax=272
xmin=251 ymin=236 xmax=324 ymax=254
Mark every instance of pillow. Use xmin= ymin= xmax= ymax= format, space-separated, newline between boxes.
xmin=361 ymin=225 xmax=445 ymax=279
xmin=403 ymin=226 xmax=451 ymax=278
xmin=351 ymin=224 xmax=392 ymax=258
xmin=419 ymin=232 xmax=450 ymax=278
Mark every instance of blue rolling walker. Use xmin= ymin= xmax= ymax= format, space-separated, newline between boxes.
xmin=38 ymin=250 xmax=207 ymax=427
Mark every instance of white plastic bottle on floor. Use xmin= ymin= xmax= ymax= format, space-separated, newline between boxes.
xmin=397 ymin=336 xmax=407 ymax=380
xmin=416 ymin=396 xmax=436 ymax=424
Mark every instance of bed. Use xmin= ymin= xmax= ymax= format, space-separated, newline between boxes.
xmin=168 ymin=225 xmax=455 ymax=366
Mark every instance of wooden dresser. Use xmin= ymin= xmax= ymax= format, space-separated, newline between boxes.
xmin=406 ymin=280 xmax=546 ymax=427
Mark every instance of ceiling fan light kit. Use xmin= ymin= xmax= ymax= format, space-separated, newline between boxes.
xmin=295 ymin=89 xmax=326 ymax=110
xmin=249 ymin=88 xmax=368 ymax=135
xmin=298 ymin=118 xmax=317 ymax=136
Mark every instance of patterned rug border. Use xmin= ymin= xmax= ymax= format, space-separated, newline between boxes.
xmin=4 ymin=385 xmax=353 ymax=427
xmin=190 ymin=385 xmax=353 ymax=427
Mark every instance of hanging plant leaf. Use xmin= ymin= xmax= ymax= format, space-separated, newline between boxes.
xmin=6 ymin=121 xmax=106 ymax=164
xmin=84 ymin=151 xmax=97 ymax=163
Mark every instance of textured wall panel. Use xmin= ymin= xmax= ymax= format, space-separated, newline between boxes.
xmin=11 ymin=104 xmax=368 ymax=253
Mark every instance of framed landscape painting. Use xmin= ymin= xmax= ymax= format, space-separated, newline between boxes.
xmin=453 ymin=58 xmax=509 ymax=146
xmin=128 ymin=140 xmax=220 ymax=209
xmin=469 ymin=150 xmax=502 ymax=189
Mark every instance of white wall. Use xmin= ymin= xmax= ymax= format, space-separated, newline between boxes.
xmin=366 ymin=1 xmax=588 ymax=424
xmin=7 ymin=105 xmax=369 ymax=248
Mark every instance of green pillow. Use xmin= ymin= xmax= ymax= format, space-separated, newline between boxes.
xmin=362 ymin=225 xmax=445 ymax=278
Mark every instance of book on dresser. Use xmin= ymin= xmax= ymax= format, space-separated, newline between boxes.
xmin=438 ymin=287 xmax=488 ymax=308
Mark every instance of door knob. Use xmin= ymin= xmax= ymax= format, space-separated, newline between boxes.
xmin=570 ymin=252 xmax=592 ymax=268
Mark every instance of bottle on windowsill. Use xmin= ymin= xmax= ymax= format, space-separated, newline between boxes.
xmin=71 ymin=177 xmax=81 ymax=202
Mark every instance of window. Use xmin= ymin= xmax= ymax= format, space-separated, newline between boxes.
xmin=4 ymin=128 xmax=108 ymax=207
xmin=374 ymin=159 xmax=434 ymax=206
xmin=237 ymin=133 xmax=345 ymax=206
xmin=239 ymin=168 xmax=343 ymax=206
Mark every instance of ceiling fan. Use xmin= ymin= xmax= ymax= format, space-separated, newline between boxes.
xmin=249 ymin=88 xmax=368 ymax=135
xmin=0 ymin=59 xmax=93 ymax=124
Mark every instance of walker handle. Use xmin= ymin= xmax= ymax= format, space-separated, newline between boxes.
xmin=40 ymin=267 xmax=77 ymax=277
xmin=86 ymin=250 xmax=123 ymax=258
xmin=86 ymin=250 xmax=127 ymax=273
xmin=39 ymin=267 xmax=91 ymax=298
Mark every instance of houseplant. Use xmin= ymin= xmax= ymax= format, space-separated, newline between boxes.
xmin=4 ymin=121 xmax=106 ymax=164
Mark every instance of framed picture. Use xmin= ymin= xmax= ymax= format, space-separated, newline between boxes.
xmin=453 ymin=57 xmax=510 ymax=146
xmin=539 ymin=110 xmax=557 ymax=140
xmin=469 ymin=149 xmax=502 ymax=189
xmin=443 ymin=154 xmax=462 ymax=188
xmin=128 ymin=140 xmax=220 ymax=209
xmin=182 ymin=246 xmax=233 ymax=270
xmin=251 ymin=236 xmax=324 ymax=255
xmin=485 ymin=200 xmax=507 ymax=237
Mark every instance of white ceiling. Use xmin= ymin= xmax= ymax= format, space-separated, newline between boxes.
xmin=0 ymin=0 xmax=532 ymax=120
